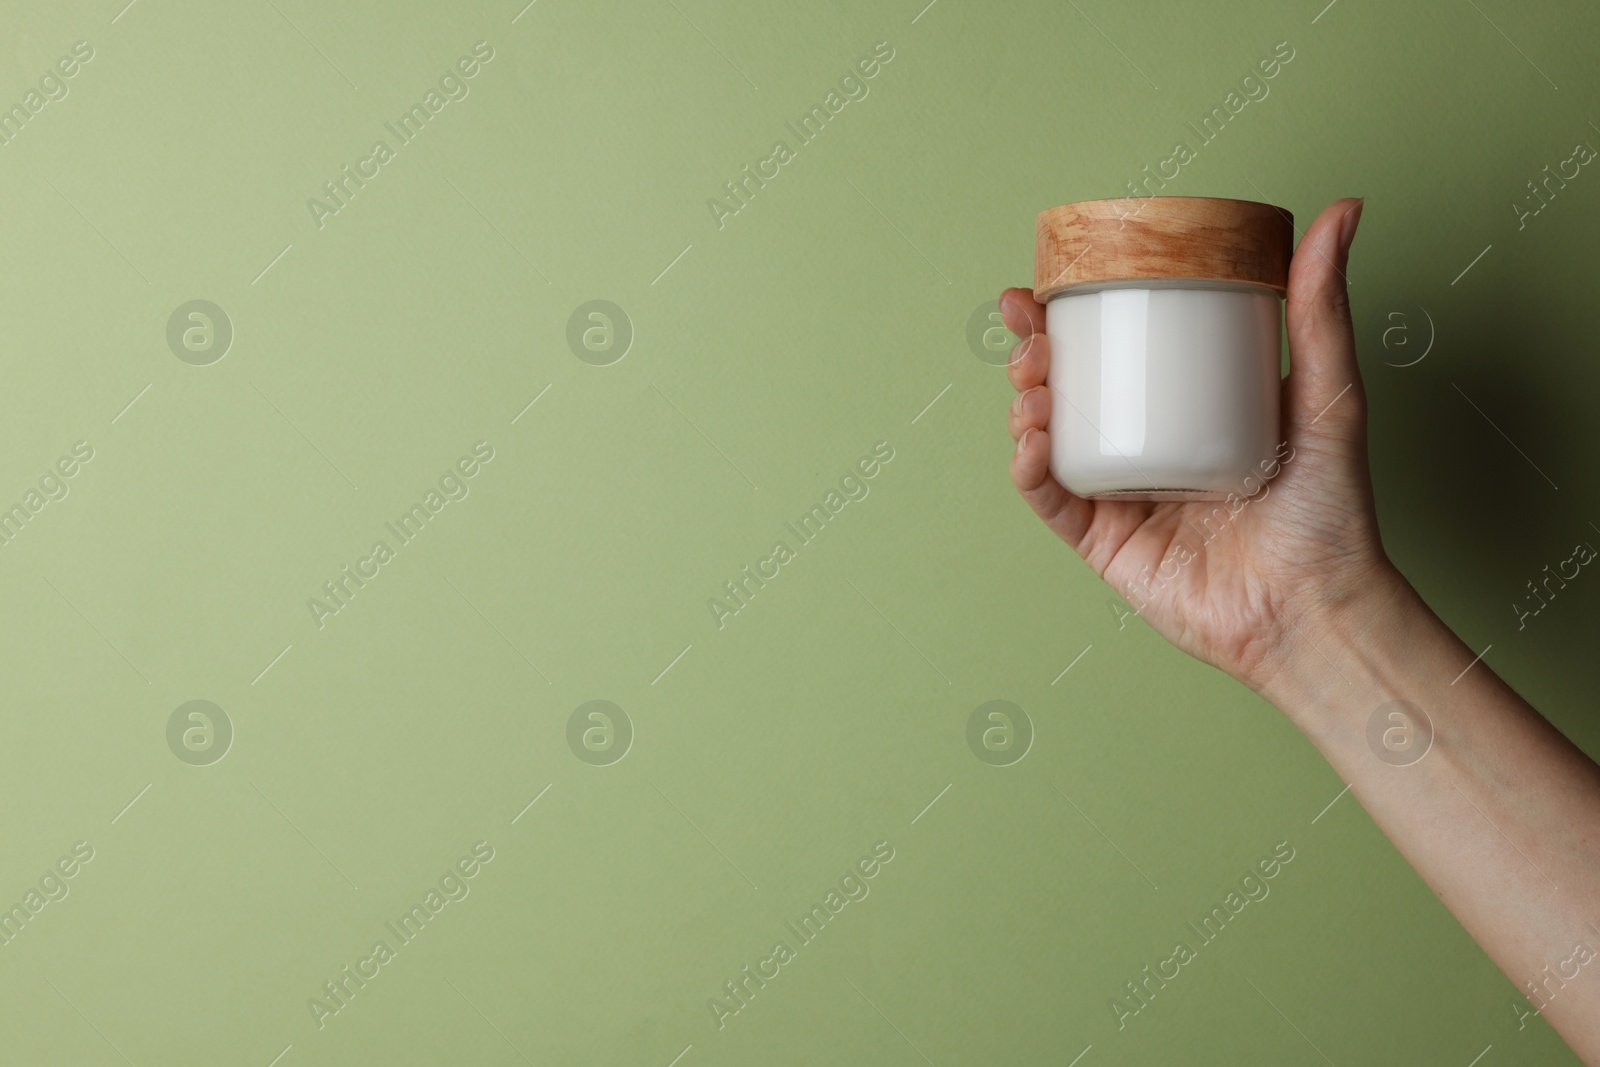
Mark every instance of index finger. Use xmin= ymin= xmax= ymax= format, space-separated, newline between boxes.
xmin=999 ymin=287 xmax=1047 ymax=338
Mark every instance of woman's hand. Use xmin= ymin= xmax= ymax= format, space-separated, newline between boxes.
xmin=1001 ymin=197 xmax=1395 ymax=691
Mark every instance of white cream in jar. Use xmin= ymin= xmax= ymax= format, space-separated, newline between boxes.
xmin=1033 ymin=198 xmax=1293 ymax=501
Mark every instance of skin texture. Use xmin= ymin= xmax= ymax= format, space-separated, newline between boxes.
xmin=1002 ymin=199 xmax=1600 ymax=1064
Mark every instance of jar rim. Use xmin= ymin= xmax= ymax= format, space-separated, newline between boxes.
xmin=1042 ymin=277 xmax=1285 ymax=299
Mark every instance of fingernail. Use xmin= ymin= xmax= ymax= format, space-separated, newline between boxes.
xmin=1016 ymin=427 xmax=1034 ymax=454
xmin=1009 ymin=335 xmax=1031 ymax=366
xmin=1011 ymin=392 xmax=1024 ymax=416
xmin=1338 ymin=198 xmax=1364 ymax=257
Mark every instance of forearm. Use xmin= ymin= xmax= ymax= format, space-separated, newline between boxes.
xmin=1254 ymin=570 xmax=1600 ymax=1062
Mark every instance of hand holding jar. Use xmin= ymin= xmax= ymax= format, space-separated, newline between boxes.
xmin=1004 ymin=196 xmax=1383 ymax=686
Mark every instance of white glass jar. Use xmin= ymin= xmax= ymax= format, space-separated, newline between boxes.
xmin=1034 ymin=198 xmax=1292 ymax=501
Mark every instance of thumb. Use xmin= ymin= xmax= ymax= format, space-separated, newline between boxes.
xmin=1284 ymin=198 xmax=1365 ymax=443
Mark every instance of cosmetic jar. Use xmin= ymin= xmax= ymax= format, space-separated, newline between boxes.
xmin=1033 ymin=197 xmax=1293 ymax=500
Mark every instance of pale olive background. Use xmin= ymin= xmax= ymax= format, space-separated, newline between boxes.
xmin=1 ymin=0 xmax=1597 ymax=1064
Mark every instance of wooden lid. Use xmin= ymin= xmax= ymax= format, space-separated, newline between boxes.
xmin=1034 ymin=196 xmax=1293 ymax=300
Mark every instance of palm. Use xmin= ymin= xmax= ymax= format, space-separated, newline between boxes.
xmin=1090 ymin=497 xmax=1275 ymax=670
xmin=1065 ymin=444 xmax=1372 ymax=680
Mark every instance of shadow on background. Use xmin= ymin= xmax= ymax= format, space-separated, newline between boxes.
xmin=1359 ymin=266 xmax=1600 ymax=747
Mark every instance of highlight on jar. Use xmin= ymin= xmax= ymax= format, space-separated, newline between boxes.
xmin=1032 ymin=196 xmax=1294 ymax=501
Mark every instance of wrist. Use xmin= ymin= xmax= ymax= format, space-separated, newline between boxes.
xmin=1245 ymin=562 xmax=1447 ymax=728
